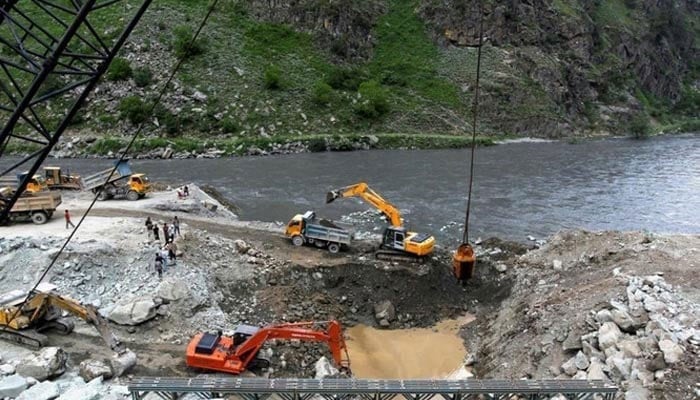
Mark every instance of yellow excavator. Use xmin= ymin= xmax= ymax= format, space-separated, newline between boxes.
xmin=326 ymin=182 xmax=435 ymax=261
xmin=0 ymin=283 xmax=126 ymax=355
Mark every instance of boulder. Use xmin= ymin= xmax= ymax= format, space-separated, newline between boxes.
xmin=109 ymin=349 xmax=137 ymax=377
xmin=0 ymin=364 xmax=15 ymax=375
xmin=314 ymin=356 xmax=339 ymax=379
xmin=574 ymin=351 xmax=589 ymax=370
xmin=658 ymin=339 xmax=683 ymax=363
xmin=595 ymin=309 xmax=614 ymax=323
xmin=79 ymin=359 xmax=112 ymax=382
xmin=618 ymin=340 xmax=642 ymax=358
xmin=0 ymin=374 xmax=29 ymax=398
xmin=16 ymin=380 xmax=60 ymax=400
xmin=234 ymin=240 xmax=250 ymax=254
xmin=16 ymin=347 xmax=67 ymax=381
xmin=374 ymin=300 xmax=396 ymax=325
xmin=587 ymin=358 xmax=606 ymax=380
xmin=561 ymin=356 xmax=578 ymax=376
xmin=56 ymin=377 xmax=104 ymax=400
xmin=611 ymin=309 xmax=644 ymax=333
xmin=606 ymin=355 xmax=632 ymax=380
xmin=625 ymin=384 xmax=649 ymax=400
xmin=156 ymin=279 xmax=189 ymax=302
xmin=108 ymin=297 xmax=157 ymax=325
xmin=562 ymin=329 xmax=582 ymax=351
xmin=645 ymin=352 xmax=667 ymax=372
xmin=598 ymin=322 xmax=622 ymax=350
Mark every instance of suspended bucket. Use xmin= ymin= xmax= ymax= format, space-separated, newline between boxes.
xmin=452 ymin=243 xmax=476 ymax=281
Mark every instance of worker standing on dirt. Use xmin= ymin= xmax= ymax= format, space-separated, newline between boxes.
xmin=163 ymin=223 xmax=169 ymax=242
xmin=154 ymin=253 xmax=163 ymax=279
xmin=168 ymin=224 xmax=176 ymax=242
xmin=152 ymin=224 xmax=160 ymax=242
xmin=173 ymin=216 xmax=181 ymax=237
xmin=64 ymin=209 xmax=75 ymax=229
xmin=145 ymin=217 xmax=153 ymax=238
xmin=183 ymin=185 xmax=189 ymax=197
xmin=160 ymin=246 xmax=170 ymax=272
xmin=167 ymin=239 xmax=177 ymax=264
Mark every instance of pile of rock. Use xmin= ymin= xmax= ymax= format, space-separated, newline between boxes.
xmin=0 ymin=347 xmax=130 ymax=400
xmin=554 ymin=273 xmax=698 ymax=398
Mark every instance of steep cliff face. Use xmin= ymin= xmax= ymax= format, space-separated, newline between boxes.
xmin=417 ymin=0 xmax=697 ymax=135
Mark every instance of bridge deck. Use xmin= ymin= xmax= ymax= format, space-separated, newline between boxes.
xmin=128 ymin=377 xmax=617 ymax=400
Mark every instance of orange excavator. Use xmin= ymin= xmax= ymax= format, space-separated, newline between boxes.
xmin=185 ymin=320 xmax=351 ymax=375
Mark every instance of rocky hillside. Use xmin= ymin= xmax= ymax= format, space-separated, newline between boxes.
xmin=10 ymin=0 xmax=699 ymax=156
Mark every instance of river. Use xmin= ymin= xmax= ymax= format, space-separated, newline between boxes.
xmin=3 ymin=134 xmax=699 ymax=244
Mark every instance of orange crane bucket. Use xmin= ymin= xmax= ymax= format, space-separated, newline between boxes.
xmin=452 ymin=243 xmax=476 ymax=281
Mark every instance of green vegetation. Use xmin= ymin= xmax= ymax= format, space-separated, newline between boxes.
xmin=133 ymin=67 xmax=153 ymax=87
xmin=106 ymin=58 xmax=132 ymax=81
xmin=118 ymin=96 xmax=150 ymax=125
xmin=263 ymin=65 xmax=282 ymax=89
xmin=629 ymin=114 xmax=651 ymax=139
xmin=354 ymin=81 xmax=390 ymax=118
xmin=311 ymin=80 xmax=334 ymax=105
xmin=173 ymin=25 xmax=206 ymax=59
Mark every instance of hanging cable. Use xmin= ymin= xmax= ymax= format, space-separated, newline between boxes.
xmin=2 ymin=0 xmax=220 ymax=331
xmin=462 ymin=1 xmax=484 ymax=245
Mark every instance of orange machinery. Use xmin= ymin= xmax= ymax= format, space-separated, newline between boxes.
xmin=186 ymin=320 xmax=351 ymax=375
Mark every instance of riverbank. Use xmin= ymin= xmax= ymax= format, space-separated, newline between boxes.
xmin=0 ymin=185 xmax=697 ymax=399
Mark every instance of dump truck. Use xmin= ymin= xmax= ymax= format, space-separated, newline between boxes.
xmin=0 ymin=187 xmax=62 ymax=224
xmin=81 ymin=160 xmax=150 ymax=201
xmin=285 ymin=211 xmax=352 ymax=253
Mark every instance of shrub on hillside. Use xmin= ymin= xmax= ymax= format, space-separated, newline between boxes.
xmin=264 ymin=65 xmax=282 ymax=89
xmin=354 ymin=80 xmax=389 ymax=118
xmin=133 ymin=67 xmax=153 ymax=87
xmin=629 ymin=114 xmax=651 ymax=139
xmin=173 ymin=25 xmax=205 ymax=59
xmin=325 ymin=67 xmax=366 ymax=90
xmin=311 ymin=80 xmax=334 ymax=105
xmin=118 ymin=96 xmax=149 ymax=125
xmin=107 ymin=58 xmax=132 ymax=81
xmin=220 ymin=117 xmax=239 ymax=134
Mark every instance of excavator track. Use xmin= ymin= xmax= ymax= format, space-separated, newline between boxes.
xmin=375 ymin=249 xmax=426 ymax=264
xmin=39 ymin=318 xmax=75 ymax=335
xmin=0 ymin=327 xmax=49 ymax=349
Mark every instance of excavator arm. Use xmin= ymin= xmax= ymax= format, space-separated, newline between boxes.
xmin=233 ymin=320 xmax=350 ymax=371
xmin=36 ymin=292 xmax=126 ymax=355
xmin=326 ymin=182 xmax=403 ymax=227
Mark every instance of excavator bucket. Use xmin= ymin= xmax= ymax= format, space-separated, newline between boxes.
xmin=326 ymin=191 xmax=340 ymax=204
xmin=452 ymin=243 xmax=476 ymax=281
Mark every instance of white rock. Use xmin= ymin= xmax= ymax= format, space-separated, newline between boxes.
xmin=374 ymin=300 xmax=396 ymax=323
xmin=561 ymin=356 xmax=578 ymax=376
xmin=625 ymin=384 xmax=650 ymax=400
xmin=618 ymin=340 xmax=642 ymax=358
xmin=314 ymin=356 xmax=339 ymax=379
xmin=0 ymin=364 xmax=15 ymax=375
xmin=574 ymin=351 xmax=589 ymax=370
xmin=658 ymin=339 xmax=683 ymax=363
xmin=156 ymin=279 xmax=189 ymax=302
xmin=16 ymin=347 xmax=67 ymax=381
xmin=56 ymin=377 xmax=103 ymax=400
xmin=110 ymin=349 xmax=137 ymax=377
xmin=596 ymin=309 xmax=614 ymax=323
xmin=108 ymin=297 xmax=157 ymax=325
xmin=16 ymin=380 xmax=60 ymax=400
xmin=607 ymin=355 xmax=632 ymax=380
xmin=78 ymin=359 xmax=112 ymax=382
xmin=552 ymin=259 xmax=563 ymax=271
xmin=598 ymin=322 xmax=622 ymax=350
xmin=0 ymin=374 xmax=29 ymax=398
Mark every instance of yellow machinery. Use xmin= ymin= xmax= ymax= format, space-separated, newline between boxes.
xmin=326 ymin=182 xmax=435 ymax=260
xmin=43 ymin=166 xmax=82 ymax=190
xmin=82 ymin=160 xmax=150 ymax=201
xmin=0 ymin=283 xmax=125 ymax=354
xmin=0 ymin=173 xmax=48 ymax=193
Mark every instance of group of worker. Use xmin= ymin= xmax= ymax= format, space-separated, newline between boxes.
xmin=176 ymin=185 xmax=190 ymax=199
xmin=145 ymin=216 xmax=182 ymax=279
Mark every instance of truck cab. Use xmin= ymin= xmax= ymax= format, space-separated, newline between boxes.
xmin=128 ymin=174 xmax=150 ymax=195
xmin=285 ymin=211 xmax=313 ymax=237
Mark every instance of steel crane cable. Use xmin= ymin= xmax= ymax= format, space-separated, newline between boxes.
xmin=462 ymin=2 xmax=484 ymax=244
xmin=2 ymin=0 xmax=221 ymax=330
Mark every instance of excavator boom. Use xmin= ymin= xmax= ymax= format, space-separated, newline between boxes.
xmin=326 ymin=182 xmax=403 ymax=227
xmin=326 ymin=182 xmax=435 ymax=258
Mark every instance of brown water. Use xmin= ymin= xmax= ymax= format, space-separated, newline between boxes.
xmin=346 ymin=315 xmax=474 ymax=379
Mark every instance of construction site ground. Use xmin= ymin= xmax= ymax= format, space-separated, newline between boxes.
xmin=0 ymin=186 xmax=698 ymax=399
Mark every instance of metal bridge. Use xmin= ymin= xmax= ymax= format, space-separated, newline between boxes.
xmin=128 ymin=377 xmax=617 ymax=400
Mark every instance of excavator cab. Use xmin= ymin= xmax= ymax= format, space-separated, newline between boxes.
xmin=383 ymin=227 xmax=406 ymax=251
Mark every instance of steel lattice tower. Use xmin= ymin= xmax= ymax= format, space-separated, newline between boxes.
xmin=0 ymin=0 xmax=152 ymax=223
